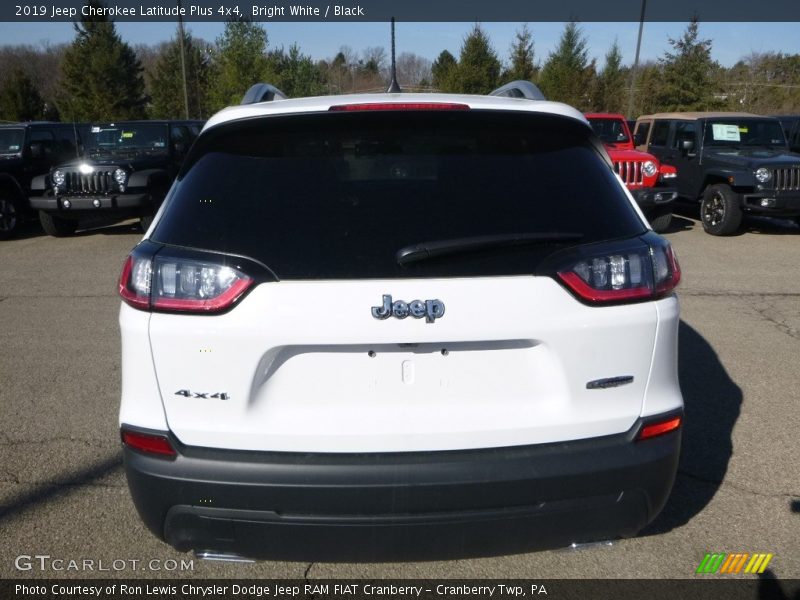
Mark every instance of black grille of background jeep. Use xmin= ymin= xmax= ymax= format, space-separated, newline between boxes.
xmin=772 ymin=167 xmax=800 ymax=191
xmin=61 ymin=169 xmax=115 ymax=195
xmin=613 ymin=161 xmax=644 ymax=186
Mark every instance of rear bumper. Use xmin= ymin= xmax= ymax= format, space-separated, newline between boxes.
xmin=122 ymin=412 xmax=681 ymax=562
xmin=29 ymin=193 xmax=150 ymax=213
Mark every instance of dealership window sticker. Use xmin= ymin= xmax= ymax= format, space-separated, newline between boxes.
xmin=711 ymin=124 xmax=741 ymax=141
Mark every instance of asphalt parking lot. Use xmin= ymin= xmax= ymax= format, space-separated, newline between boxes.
xmin=0 ymin=207 xmax=798 ymax=581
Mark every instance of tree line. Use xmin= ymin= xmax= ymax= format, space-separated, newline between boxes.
xmin=1 ymin=15 xmax=799 ymax=124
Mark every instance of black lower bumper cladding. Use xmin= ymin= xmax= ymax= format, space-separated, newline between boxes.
xmin=29 ymin=193 xmax=149 ymax=212
xmin=122 ymin=412 xmax=681 ymax=562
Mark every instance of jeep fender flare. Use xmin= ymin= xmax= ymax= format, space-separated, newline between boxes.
xmin=0 ymin=173 xmax=26 ymax=199
xmin=699 ymin=168 xmax=753 ymax=199
xmin=127 ymin=169 xmax=170 ymax=192
xmin=30 ymin=173 xmax=48 ymax=193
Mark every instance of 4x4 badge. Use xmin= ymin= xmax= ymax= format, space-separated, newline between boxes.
xmin=371 ymin=294 xmax=445 ymax=323
xmin=175 ymin=389 xmax=229 ymax=400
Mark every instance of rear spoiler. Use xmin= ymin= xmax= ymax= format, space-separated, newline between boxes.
xmin=241 ymin=83 xmax=288 ymax=105
xmin=489 ymin=81 xmax=545 ymax=101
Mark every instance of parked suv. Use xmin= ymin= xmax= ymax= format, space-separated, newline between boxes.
xmin=634 ymin=112 xmax=800 ymax=235
xmin=29 ymin=120 xmax=202 ymax=236
xmin=585 ymin=113 xmax=678 ymax=232
xmin=0 ymin=122 xmax=82 ymax=239
xmin=118 ymin=84 xmax=683 ymax=561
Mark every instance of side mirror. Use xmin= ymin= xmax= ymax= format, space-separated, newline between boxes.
xmin=681 ymin=139 xmax=695 ymax=153
xmin=28 ymin=142 xmax=43 ymax=158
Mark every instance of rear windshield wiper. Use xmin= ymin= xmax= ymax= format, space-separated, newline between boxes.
xmin=396 ymin=232 xmax=584 ymax=266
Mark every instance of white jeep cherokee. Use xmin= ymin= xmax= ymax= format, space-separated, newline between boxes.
xmin=118 ymin=84 xmax=683 ymax=561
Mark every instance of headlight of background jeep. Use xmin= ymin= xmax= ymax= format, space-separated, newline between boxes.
xmin=755 ymin=167 xmax=772 ymax=184
xmin=52 ymin=170 xmax=65 ymax=186
xmin=642 ymin=161 xmax=657 ymax=177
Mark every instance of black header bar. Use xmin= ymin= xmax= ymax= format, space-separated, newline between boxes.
xmin=4 ymin=579 xmax=800 ymax=600
xmin=3 ymin=0 xmax=800 ymax=22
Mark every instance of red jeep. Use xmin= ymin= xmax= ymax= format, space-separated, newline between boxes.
xmin=585 ymin=113 xmax=678 ymax=232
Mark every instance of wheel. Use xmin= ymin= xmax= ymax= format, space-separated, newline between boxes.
xmin=139 ymin=214 xmax=154 ymax=232
xmin=0 ymin=195 xmax=21 ymax=240
xmin=700 ymin=184 xmax=742 ymax=235
xmin=649 ymin=211 xmax=672 ymax=233
xmin=39 ymin=211 xmax=77 ymax=237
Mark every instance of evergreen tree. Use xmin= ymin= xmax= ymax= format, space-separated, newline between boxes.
xmin=656 ymin=17 xmax=721 ymax=111
xmin=538 ymin=21 xmax=596 ymax=109
xmin=149 ymin=30 xmax=210 ymax=119
xmin=449 ymin=25 xmax=501 ymax=94
xmin=431 ymin=50 xmax=457 ymax=91
xmin=0 ymin=68 xmax=45 ymax=121
xmin=593 ymin=40 xmax=626 ymax=113
xmin=268 ymin=44 xmax=325 ymax=98
xmin=630 ymin=62 xmax=664 ymax=117
xmin=208 ymin=20 xmax=271 ymax=111
xmin=503 ymin=24 xmax=537 ymax=82
xmin=56 ymin=1 xmax=147 ymax=121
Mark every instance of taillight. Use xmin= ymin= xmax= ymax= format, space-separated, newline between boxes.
xmin=329 ymin=102 xmax=470 ymax=112
xmin=121 ymin=429 xmax=176 ymax=458
xmin=637 ymin=415 xmax=682 ymax=441
xmin=554 ymin=236 xmax=681 ymax=305
xmin=119 ymin=249 xmax=254 ymax=314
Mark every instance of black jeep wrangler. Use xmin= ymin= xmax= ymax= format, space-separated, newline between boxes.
xmin=29 ymin=120 xmax=202 ymax=236
xmin=0 ymin=122 xmax=83 ymax=239
xmin=634 ymin=112 xmax=800 ymax=235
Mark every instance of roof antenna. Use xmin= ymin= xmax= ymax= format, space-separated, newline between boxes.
xmin=386 ymin=17 xmax=401 ymax=93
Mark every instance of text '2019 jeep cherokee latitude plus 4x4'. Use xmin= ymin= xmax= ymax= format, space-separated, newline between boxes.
xmin=118 ymin=85 xmax=683 ymax=562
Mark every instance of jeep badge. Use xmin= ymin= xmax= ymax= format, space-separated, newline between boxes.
xmin=371 ymin=294 xmax=445 ymax=323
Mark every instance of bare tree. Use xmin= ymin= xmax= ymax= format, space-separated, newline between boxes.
xmin=396 ymin=52 xmax=432 ymax=89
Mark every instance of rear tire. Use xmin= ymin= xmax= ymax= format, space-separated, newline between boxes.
xmin=39 ymin=211 xmax=77 ymax=237
xmin=0 ymin=195 xmax=21 ymax=240
xmin=649 ymin=211 xmax=672 ymax=233
xmin=700 ymin=184 xmax=742 ymax=236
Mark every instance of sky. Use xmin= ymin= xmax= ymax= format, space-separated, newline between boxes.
xmin=0 ymin=21 xmax=798 ymax=68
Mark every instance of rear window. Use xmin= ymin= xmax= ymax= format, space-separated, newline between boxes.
xmin=153 ymin=111 xmax=645 ymax=279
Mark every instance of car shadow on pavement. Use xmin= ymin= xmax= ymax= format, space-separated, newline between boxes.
xmin=642 ymin=320 xmax=743 ymax=536
xmin=758 ymin=569 xmax=800 ymax=600
xmin=662 ymin=215 xmax=695 ymax=234
xmin=4 ymin=220 xmax=45 ymax=240
xmin=0 ymin=454 xmax=122 ymax=522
